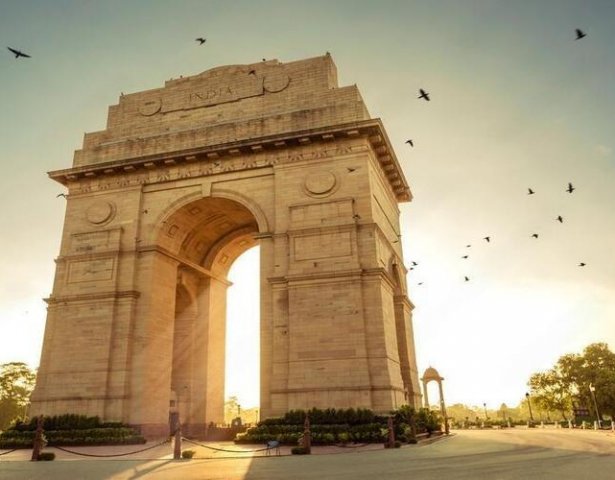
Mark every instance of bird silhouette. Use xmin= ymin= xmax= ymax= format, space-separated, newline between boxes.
xmin=7 ymin=47 xmax=30 ymax=58
xmin=347 ymin=167 xmax=356 ymax=172
xmin=528 ymin=188 xmax=535 ymax=195
xmin=405 ymin=139 xmax=414 ymax=147
xmin=483 ymin=236 xmax=491 ymax=242
xmin=248 ymin=69 xmax=256 ymax=75
xmin=418 ymin=282 xmax=424 ymax=286
xmin=575 ymin=29 xmax=587 ymax=40
xmin=411 ymin=261 xmax=418 ymax=266
xmin=462 ymin=255 xmax=469 ymax=259
xmin=466 ymin=244 xmax=471 ymax=248
xmin=353 ymin=214 xmax=361 ymax=220
xmin=195 ymin=37 xmax=206 ymax=45
xmin=531 ymin=233 xmax=539 ymax=239
xmin=579 ymin=262 xmax=586 ymax=267
xmin=418 ymin=88 xmax=430 ymax=101
xmin=56 ymin=193 xmax=67 ymax=198
xmin=556 ymin=215 xmax=563 ymax=223
xmin=464 ymin=276 xmax=470 ymax=282
xmin=566 ymin=182 xmax=575 ymax=193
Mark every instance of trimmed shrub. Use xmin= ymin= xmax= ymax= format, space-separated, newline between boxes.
xmin=0 ymin=427 xmax=146 ymax=449
xmin=182 ymin=450 xmax=195 ymax=459
xmin=291 ymin=446 xmax=309 ymax=455
xmin=38 ymin=452 xmax=55 ymax=461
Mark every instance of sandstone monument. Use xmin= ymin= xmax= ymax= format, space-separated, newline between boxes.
xmin=30 ymin=55 xmax=422 ymax=436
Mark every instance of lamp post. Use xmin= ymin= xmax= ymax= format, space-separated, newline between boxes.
xmin=525 ymin=392 xmax=534 ymax=422
xmin=483 ymin=403 xmax=488 ymax=420
xmin=589 ymin=384 xmax=601 ymax=428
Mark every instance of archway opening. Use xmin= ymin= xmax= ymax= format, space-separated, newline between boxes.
xmin=224 ymin=246 xmax=260 ymax=424
xmin=157 ymin=196 xmax=261 ymax=435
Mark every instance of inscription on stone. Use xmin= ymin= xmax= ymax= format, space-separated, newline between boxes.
xmin=67 ymin=258 xmax=115 ymax=283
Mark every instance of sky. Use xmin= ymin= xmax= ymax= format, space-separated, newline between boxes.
xmin=1 ymin=0 xmax=614 ymax=411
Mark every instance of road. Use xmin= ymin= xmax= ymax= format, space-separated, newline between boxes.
xmin=1 ymin=428 xmax=614 ymax=479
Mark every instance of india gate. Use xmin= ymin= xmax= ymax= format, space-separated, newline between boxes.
xmin=30 ymin=55 xmax=422 ymax=436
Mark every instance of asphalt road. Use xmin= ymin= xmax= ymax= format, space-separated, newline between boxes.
xmin=1 ymin=428 xmax=614 ymax=479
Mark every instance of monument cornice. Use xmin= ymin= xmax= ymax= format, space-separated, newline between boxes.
xmin=48 ymin=119 xmax=411 ymax=202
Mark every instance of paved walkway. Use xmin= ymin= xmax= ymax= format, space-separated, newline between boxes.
xmin=1 ymin=429 xmax=614 ymax=479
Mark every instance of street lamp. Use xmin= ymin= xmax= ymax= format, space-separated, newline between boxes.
xmin=483 ymin=402 xmax=488 ymax=420
xmin=589 ymin=384 xmax=601 ymax=428
xmin=525 ymin=392 xmax=534 ymax=422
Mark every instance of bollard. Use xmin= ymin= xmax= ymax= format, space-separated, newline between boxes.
xmin=611 ymin=420 xmax=614 ymax=432
xmin=540 ymin=421 xmax=544 ymax=429
xmin=386 ymin=416 xmax=395 ymax=448
xmin=594 ymin=421 xmax=598 ymax=431
xmin=582 ymin=421 xmax=586 ymax=429
xmin=30 ymin=415 xmax=44 ymax=461
xmin=302 ymin=414 xmax=311 ymax=454
xmin=169 ymin=411 xmax=181 ymax=460
xmin=568 ymin=420 xmax=572 ymax=429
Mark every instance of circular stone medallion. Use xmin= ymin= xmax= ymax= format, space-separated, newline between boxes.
xmin=263 ymin=73 xmax=291 ymax=93
xmin=86 ymin=201 xmax=116 ymax=225
xmin=138 ymin=98 xmax=162 ymax=116
xmin=304 ymin=171 xmax=337 ymax=197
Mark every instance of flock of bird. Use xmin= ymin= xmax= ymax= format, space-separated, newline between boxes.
xmin=6 ymin=28 xmax=591 ymax=289
xmin=404 ymin=29 xmax=589 ymax=286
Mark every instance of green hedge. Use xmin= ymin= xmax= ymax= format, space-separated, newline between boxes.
xmin=0 ymin=427 xmax=146 ymax=449
xmin=9 ymin=414 xmax=126 ymax=432
xmin=236 ymin=406 xmax=441 ymax=445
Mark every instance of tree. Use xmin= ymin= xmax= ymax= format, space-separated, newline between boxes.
xmin=0 ymin=362 xmax=36 ymax=430
xmin=528 ymin=369 xmax=572 ymax=420
xmin=224 ymin=396 xmax=240 ymax=425
xmin=528 ymin=343 xmax=615 ymax=421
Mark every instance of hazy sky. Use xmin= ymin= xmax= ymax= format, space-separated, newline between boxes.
xmin=1 ymin=0 xmax=614 ymax=410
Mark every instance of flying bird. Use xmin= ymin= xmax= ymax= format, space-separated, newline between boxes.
xmin=464 ymin=276 xmax=470 ymax=282
xmin=531 ymin=233 xmax=539 ymax=239
xmin=418 ymin=88 xmax=430 ymax=101
xmin=556 ymin=215 xmax=564 ymax=223
xmin=56 ymin=193 xmax=67 ymax=198
xmin=411 ymin=261 xmax=418 ymax=266
xmin=578 ymin=262 xmax=586 ymax=267
xmin=483 ymin=236 xmax=491 ymax=243
xmin=417 ymin=282 xmax=424 ymax=286
xmin=347 ymin=167 xmax=356 ymax=172
xmin=405 ymin=139 xmax=414 ymax=147
xmin=7 ymin=47 xmax=31 ymax=58
xmin=566 ymin=182 xmax=575 ymax=193
xmin=195 ymin=37 xmax=206 ymax=45
xmin=575 ymin=29 xmax=587 ymax=40
xmin=466 ymin=244 xmax=471 ymax=248
xmin=461 ymin=255 xmax=469 ymax=259
xmin=528 ymin=188 xmax=535 ymax=195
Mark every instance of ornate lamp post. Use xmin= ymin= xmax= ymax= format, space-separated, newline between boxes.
xmin=525 ymin=392 xmax=534 ymax=422
xmin=589 ymin=384 xmax=601 ymax=428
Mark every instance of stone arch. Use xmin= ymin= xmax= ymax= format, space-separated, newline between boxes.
xmin=31 ymin=55 xmax=423 ymax=438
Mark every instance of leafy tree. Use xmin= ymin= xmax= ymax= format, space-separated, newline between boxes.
xmin=528 ymin=343 xmax=615 ymax=421
xmin=0 ymin=362 xmax=36 ymax=430
xmin=528 ymin=369 xmax=573 ymax=420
